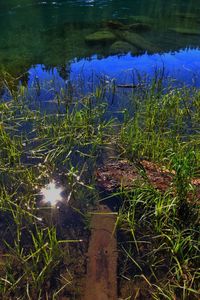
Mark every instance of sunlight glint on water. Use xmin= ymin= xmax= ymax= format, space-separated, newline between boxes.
xmin=40 ymin=179 xmax=64 ymax=207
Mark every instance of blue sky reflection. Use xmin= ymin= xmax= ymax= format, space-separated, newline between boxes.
xmin=29 ymin=48 xmax=200 ymax=90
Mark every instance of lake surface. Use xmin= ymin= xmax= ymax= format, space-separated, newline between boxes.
xmin=0 ymin=0 xmax=200 ymax=86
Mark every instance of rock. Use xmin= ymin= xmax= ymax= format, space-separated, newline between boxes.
xmin=106 ymin=20 xmax=126 ymax=30
xmin=173 ymin=12 xmax=198 ymax=20
xmin=128 ymin=23 xmax=152 ymax=32
xmin=109 ymin=41 xmax=139 ymax=55
xmin=106 ymin=20 xmax=152 ymax=33
xmin=85 ymin=30 xmax=117 ymax=45
xmin=170 ymin=27 xmax=200 ymax=35
xmin=115 ymin=30 xmax=158 ymax=53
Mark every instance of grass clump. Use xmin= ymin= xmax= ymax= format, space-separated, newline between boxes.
xmin=116 ymin=85 xmax=200 ymax=299
xmin=0 ymin=86 xmax=114 ymax=299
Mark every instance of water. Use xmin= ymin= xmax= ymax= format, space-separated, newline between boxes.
xmin=0 ymin=0 xmax=200 ymax=87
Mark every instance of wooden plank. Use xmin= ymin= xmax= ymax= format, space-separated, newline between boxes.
xmin=84 ymin=206 xmax=118 ymax=300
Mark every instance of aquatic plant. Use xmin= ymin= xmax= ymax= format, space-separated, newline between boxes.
xmin=0 ymin=75 xmax=199 ymax=299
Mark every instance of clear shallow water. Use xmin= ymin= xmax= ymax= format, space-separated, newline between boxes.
xmin=0 ymin=0 xmax=200 ymax=87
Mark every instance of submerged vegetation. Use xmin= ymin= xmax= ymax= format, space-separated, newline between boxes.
xmin=1 ymin=0 xmax=200 ymax=75
xmin=0 ymin=74 xmax=199 ymax=299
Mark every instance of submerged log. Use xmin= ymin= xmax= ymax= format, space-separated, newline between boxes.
xmin=117 ymin=83 xmax=144 ymax=88
xmin=96 ymin=159 xmax=200 ymax=201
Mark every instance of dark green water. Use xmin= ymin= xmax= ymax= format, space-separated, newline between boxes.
xmin=0 ymin=0 xmax=200 ymax=76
